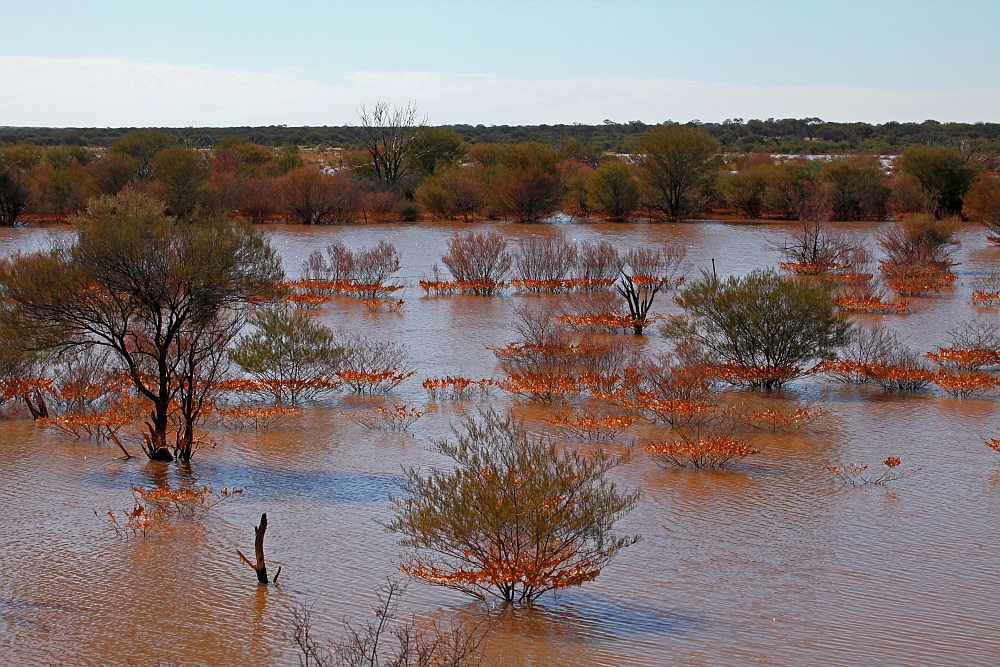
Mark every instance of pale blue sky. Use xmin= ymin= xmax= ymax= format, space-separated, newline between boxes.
xmin=2 ymin=1 xmax=998 ymax=126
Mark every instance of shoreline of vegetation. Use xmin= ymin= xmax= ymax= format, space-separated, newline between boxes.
xmin=1 ymin=105 xmax=997 ymax=232
xmin=3 ymin=117 xmax=1000 ymax=154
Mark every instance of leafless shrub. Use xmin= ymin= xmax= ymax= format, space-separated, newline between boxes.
xmin=972 ymin=271 xmax=1000 ymax=304
xmin=338 ymin=333 xmax=415 ymax=393
xmin=825 ymin=456 xmax=920 ymax=487
xmin=878 ymin=216 xmax=957 ymax=267
xmin=623 ymin=244 xmax=686 ymax=284
xmin=513 ymin=234 xmax=578 ymax=285
xmin=777 ymin=222 xmax=865 ymax=274
xmin=304 ymin=242 xmax=356 ymax=282
xmin=441 ymin=231 xmax=511 ymax=294
xmin=830 ymin=324 xmax=930 ymax=390
xmin=302 ymin=241 xmax=401 ymax=289
xmin=576 ymin=240 xmax=623 ymax=284
xmin=285 ymin=581 xmax=488 ymax=667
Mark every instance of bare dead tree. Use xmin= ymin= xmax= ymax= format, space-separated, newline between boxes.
xmin=616 ymin=270 xmax=663 ymax=335
xmin=352 ymin=102 xmax=429 ymax=190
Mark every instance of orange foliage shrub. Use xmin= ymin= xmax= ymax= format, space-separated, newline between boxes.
xmin=422 ymin=376 xmax=494 ymax=400
xmin=348 ymin=403 xmax=424 ymax=431
xmin=930 ymin=370 xmax=1000 ymax=397
xmin=818 ymin=360 xmax=933 ymax=391
xmin=99 ymin=483 xmax=245 ymax=540
xmin=832 ymin=295 xmax=910 ymax=314
xmin=419 ymin=278 xmax=508 ymax=295
xmin=337 ymin=369 xmax=415 ymax=394
xmin=510 ymin=277 xmax=616 ymax=293
xmin=215 ymin=404 xmax=301 ymax=430
xmin=738 ymin=406 xmax=825 ymax=432
xmin=544 ymin=411 xmax=638 ymax=442
xmin=825 ymin=456 xmax=918 ymax=486
xmin=643 ymin=436 xmax=759 ymax=469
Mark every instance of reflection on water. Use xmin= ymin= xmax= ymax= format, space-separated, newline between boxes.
xmin=1 ymin=220 xmax=999 ymax=666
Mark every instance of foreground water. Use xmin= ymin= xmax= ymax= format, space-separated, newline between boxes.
xmin=1 ymin=220 xmax=998 ymax=667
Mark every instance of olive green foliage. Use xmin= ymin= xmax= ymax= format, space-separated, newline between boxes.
xmin=964 ymin=176 xmax=1000 ymax=233
xmin=229 ymin=309 xmax=343 ymax=405
xmin=413 ymin=127 xmax=467 ymax=175
xmin=490 ymin=142 xmax=563 ymax=222
xmin=150 ymin=145 xmax=210 ymax=219
xmin=896 ymin=146 xmax=978 ymax=218
xmin=587 ymin=159 xmax=640 ymax=221
xmin=275 ymin=143 xmax=305 ymax=174
xmin=824 ymin=156 xmax=891 ymax=221
xmin=0 ymin=169 xmax=29 ymax=226
xmin=414 ymin=169 xmax=487 ymax=221
xmin=0 ymin=191 xmax=284 ymax=460
xmin=109 ymin=129 xmax=174 ymax=178
xmin=387 ymin=409 xmax=640 ymax=605
xmin=5 ymin=118 xmax=1000 ymax=155
xmin=635 ymin=124 xmax=720 ymax=221
xmin=720 ymin=154 xmax=775 ymax=219
xmin=672 ymin=269 xmax=852 ymax=388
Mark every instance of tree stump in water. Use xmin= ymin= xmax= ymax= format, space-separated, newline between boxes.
xmin=238 ymin=513 xmax=280 ymax=585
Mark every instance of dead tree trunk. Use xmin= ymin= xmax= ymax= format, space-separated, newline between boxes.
xmin=22 ymin=389 xmax=48 ymax=420
xmin=616 ymin=271 xmax=664 ymax=335
xmin=238 ymin=513 xmax=280 ymax=585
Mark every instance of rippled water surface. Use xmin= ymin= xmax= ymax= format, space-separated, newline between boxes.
xmin=2 ymin=220 xmax=999 ymax=667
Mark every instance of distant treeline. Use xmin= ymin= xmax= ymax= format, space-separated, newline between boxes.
xmin=3 ymin=118 xmax=1000 ymax=154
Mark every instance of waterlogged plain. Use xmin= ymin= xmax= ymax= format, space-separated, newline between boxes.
xmin=1 ymin=219 xmax=999 ymax=667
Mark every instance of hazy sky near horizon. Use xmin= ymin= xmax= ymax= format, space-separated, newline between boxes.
xmin=2 ymin=0 xmax=998 ymax=127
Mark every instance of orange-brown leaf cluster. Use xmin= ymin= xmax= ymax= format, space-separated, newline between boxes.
xmin=925 ymin=346 xmax=1000 ymax=370
xmin=971 ymin=291 xmax=1000 ymax=305
xmin=401 ymin=550 xmax=601 ymax=591
xmin=419 ymin=279 xmax=507 ymax=295
xmin=930 ymin=370 xmax=1000 ymax=397
xmin=215 ymin=404 xmax=301 ymax=430
xmin=817 ymin=360 xmax=932 ymax=390
xmin=643 ymin=436 xmax=760 ymax=469
xmin=880 ymin=261 xmax=956 ymax=297
xmin=544 ymin=412 xmax=638 ymax=441
xmin=348 ymin=403 xmax=424 ymax=431
xmin=422 ymin=376 xmax=495 ymax=400
xmin=510 ymin=278 xmax=616 ymax=293
xmin=739 ymin=406 xmax=826 ymax=432
xmin=337 ymin=368 xmax=415 ymax=393
xmin=832 ymin=295 xmax=910 ymax=314
xmin=556 ymin=312 xmax=651 ymax=332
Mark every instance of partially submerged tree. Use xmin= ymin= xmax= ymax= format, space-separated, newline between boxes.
xmin=0 ymin=191 xmax=283 ymax=460
xmin=387 ymin=409 xmax=640 ymax=605
xmin=671 ymin=269 xmax=851 ymax=388
xmin=439 ymin=230 xmax=512 ymax=294
xmin=229 ymin=309 xmax=343 ymax=405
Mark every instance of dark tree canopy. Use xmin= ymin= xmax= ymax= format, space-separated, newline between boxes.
xmin=0 ymin=191 xmax=284 ymax=460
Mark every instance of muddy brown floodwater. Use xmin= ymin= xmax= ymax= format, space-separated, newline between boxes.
xmin=1 ymin=219 xmax=999 ymax=667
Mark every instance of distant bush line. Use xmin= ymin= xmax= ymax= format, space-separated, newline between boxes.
xmin=3 ymin=118 xmax=1000 ymax=154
